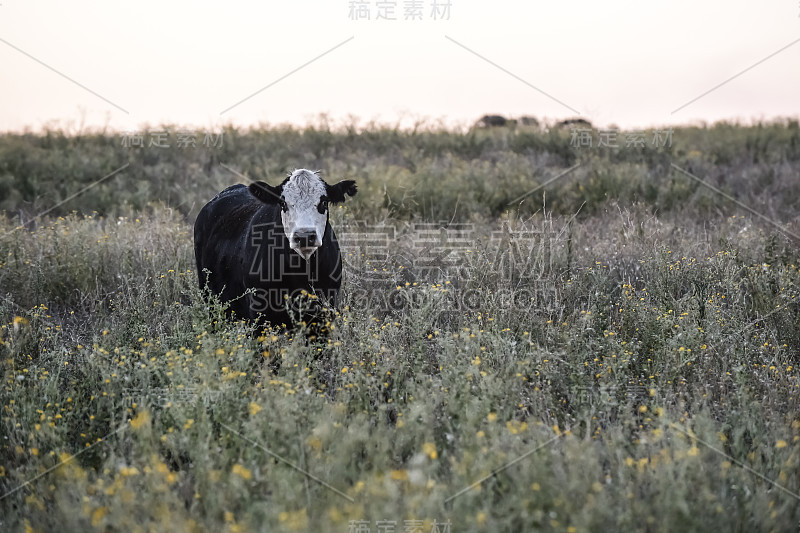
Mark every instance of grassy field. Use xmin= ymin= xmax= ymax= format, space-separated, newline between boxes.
xmin=1 ymin=121 xmax=799 ymax=532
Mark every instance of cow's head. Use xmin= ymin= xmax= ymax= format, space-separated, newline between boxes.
xmin=249 ymin=169 xmax=357 ymax=260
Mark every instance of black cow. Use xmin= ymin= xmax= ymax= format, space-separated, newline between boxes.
xmin=194 ymin=169 xmax=357 ymax=329
xmin=476 ymin=114 xmax=514 ymax=128
xmin=556 ymin=118 xmax=592 ymax=129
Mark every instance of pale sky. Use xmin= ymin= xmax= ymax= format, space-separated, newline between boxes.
xmin=1 ymin=0 xmax=798 ymax=132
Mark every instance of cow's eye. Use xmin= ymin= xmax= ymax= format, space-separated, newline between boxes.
xmin=279 ymin=197 xmax=288 ymax=212
xmin=317 ymin=197 xmax=328 ymax=214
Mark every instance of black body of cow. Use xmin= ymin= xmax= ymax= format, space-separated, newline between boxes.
xmin=556 ymin=118 xmax=592 ymax=129
xmin=194 ymin=184 xmax=343 ymax=328
xmin=477 ymin=114 xmax=511 ymax=127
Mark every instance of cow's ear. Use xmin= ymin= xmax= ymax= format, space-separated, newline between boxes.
xmin=249 ymin=181 xmax=282 ymax=204
xmin=326 ymin=180 xmax=357 ymax=204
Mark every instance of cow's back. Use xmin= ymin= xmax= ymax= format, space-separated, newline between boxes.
xmin=194 ymin=185 xmax=268 ymax=316
xmin=194 ymin=184 xmax=259 ymax=246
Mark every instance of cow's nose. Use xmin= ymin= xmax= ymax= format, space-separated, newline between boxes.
xmin=293 ymin=229 xmax=318 ymax=248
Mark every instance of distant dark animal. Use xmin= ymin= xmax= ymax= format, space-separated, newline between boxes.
xmin=476 ymin=115 xmax=515 ymax=128
xmin=556 ymin=118 xmax=592 ymax=129
xmin=194 ymin=169 xmax=357 ymax=330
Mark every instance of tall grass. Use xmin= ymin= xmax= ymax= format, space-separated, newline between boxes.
xmin=2 ymin=205 xmax=799 ymax=531
xmin=1 ymin=122 xmax=799 ymax=531
xmin=1 ymin=119 xmax=798 ymax=223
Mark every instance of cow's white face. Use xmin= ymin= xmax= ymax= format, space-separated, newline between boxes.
xmin=249 ymin=169 xmax=357 ymax=261
xmin=278 ymin=170 xmax=328 ymax=260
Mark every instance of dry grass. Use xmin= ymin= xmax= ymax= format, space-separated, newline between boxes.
xmin=1 ymin=123 xmax=799 ymax=532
